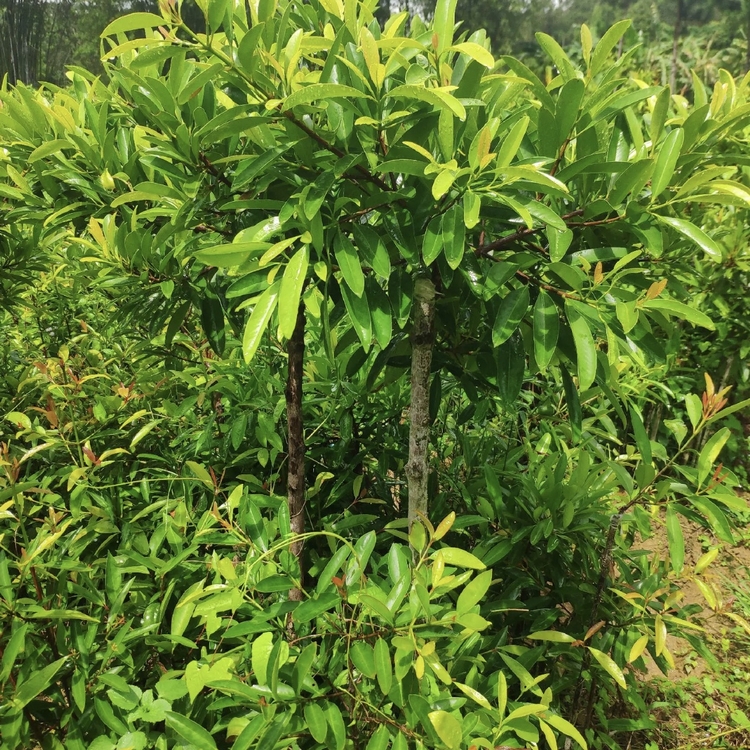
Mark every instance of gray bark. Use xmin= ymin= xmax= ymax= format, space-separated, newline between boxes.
xmin=406 ymin=277 xmax=436 ymax=529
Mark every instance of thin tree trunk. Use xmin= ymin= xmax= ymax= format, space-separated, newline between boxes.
xmin=286 ymin=303 xmax=306 ymax=601
xmin=670 ymin=0 xmax=683 ymax=91
xmin=406 ymin=277 xmax=436 ymax=530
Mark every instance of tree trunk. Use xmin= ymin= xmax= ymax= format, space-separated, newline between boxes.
xmin=286 ymin=303 xmax=306 ymax=601
xmin=406 ymin=277 xmax=436 ymax=529
xmin=670 ymin=0 xmax=683 ymax=91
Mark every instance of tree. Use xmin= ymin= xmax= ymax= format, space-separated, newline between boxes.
xmin=0 ymin=2 xmax=748 ymax=748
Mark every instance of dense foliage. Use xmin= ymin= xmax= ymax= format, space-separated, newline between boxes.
xmin=0 ymin=1 xmax=749 ymax=749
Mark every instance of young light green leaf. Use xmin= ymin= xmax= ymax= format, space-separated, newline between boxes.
xmin=697 ymin=427 xmax=731 ymax=487
xmin=340 ymin=282 xmax=372 ymax=352
xmin=527 ymin=631 xmax=576 ymax=643
xmin=590 ymin=20 xmax=632 ymax=75
xmin=454 ymin=681 xmax=493 ymax=710
xmin=101 ymin=12 xmax=167 ymax=36
xmin=588 ymin=647 xmax=626 ymax=689
xmin=252 ymin=632 xmax=274 ymax=686
xmin=428 ymin=710 xmax=462 ymax=750
xmin=433 ymin=0 xmax=459 ymax=54
xmin=435 ymin=547 xmax=485 ymax=569
xmin=456 ymin=569 xmax=492 ymax=614
xmin=451 ymin=42 xmax=494 ymax=68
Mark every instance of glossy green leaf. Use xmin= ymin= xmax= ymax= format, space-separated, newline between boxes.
xmin=456 ymin=569 xmax=492 ymax=614
xmin=492 ymin=286 xmax=530 ymax=347
xmin=341 ymin=281 xmax=372 ymax=351
xmin=436 ymin=547 xmax=485 ymax=569
xmin=423 ymin=216 xmax=443 ymax=266
xmin=496 ymin=116 xmax=529 ymax=168
xmin=442 ymin=204 xmax=465 ymax=269
xmin=242 ymin=281 xmax=280 ymax=363
xmin=565 ymin=302 xmax=597 ymax=391
xmin=642 ymin=299 xmax=714 ymax=329
xmin=656 ymin=215 xmax=722 ymax=261
xmin=374 ymin=637 xmax=392 ymax=694
xmin=651 ymin=128 xmax=684 ymax=199
xmin=590 ymin=20 xmax=632 ymax=75
xmin=544 ymin=713 xmax=588 ymax=750
xmin=101 ymin=12 xmax=167 ymax=36
xmin=278 ymin=247 xmax=308 ymax=339
xmin=284 ymin=84 xmax=371 ymax=109
xmin=194 ymin=242 xmax=269 ymax=267
xmin=335 ymin=231 xmax=365 ymax=297
xmin=165 ymin=712 xmax=218 ymax=750
xmin=533 ymin=290 xmax=558 ymax=370
xmin=304 ymin=703 xmax=328 ymax=743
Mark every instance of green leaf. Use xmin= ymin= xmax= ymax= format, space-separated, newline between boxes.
xmin=278 ymin=247 xmax=308 ymax=340
xmin=102 ymin=12 xmax=168 ymax=36
xmin=608 ymin=160 xmax=654 ymax=206
xmin=527 ymin=630 xmax=576 ymax=643
xmin=350 ymin=642 xmax=376 ymax=678
xmin=588 ymin=647 xmax=626 ymax=689
xmin=341 ymin=281 xmax=372 ymax=352
xmin=428 ymin=710 xmax=462 ymax=750
xmin=242 ymin=281 xmax=280 ymax=363
xmin=28 ymin=139 xmax=75 ymax=163
xmin=456 ymin=569 xmax=492 ymax=614
xmin=642 ymin=299 xmax=714 ymax=330
xmin=194 ymin=242 xmax=270 ymax=267
xmin=366 ymin=726 xmax=390 ymax=750
xmin=590 ymin=20 xmax=632 ymax=75
xmin=324 ymin=702 xmax=346 ymax=750
xmin=451 ymin=42 xmax=494 ymax=68
xmin=284 ymin=84 xmax=371 ymax=109
xmin=442 ymin=204 xmax=465 ymax=269
xmin=252 ymin=632 xmax=274 ymax=686
xmin=666 ymin=505 xmax=685 ymax=574
xmin=496 ymin=116 xmax=529 ymax=168
xmin=292 ymin=643 xmax=316 ymax=694
xmin=650 ymin=86 xmax=671 ymax=146
xmin=630 ymin=407 xmax=652 ymax=466
xmin=651 ymin=129 xmax=684 ymax=199
xmin=165 ymin=712 xmax=217 ymax=750
xmin=294 ymin=593 xmax=339 ymax=623
xmin=655 ymin=215 xmax=722 ymax=261
xmin=423 ymin=216 xmax=443 ymax=266
xmin=304 ymin=703 xmax=328 ymax=744
xmin=388 ymin=84 xmax=466 ymax=121
xmin=492 ymin=286 xmax=530 ymax=347
xmin=565 ymin=302 xmax=597 ymax=391
xmin=697 ymin=427 xmax=731 ymax=487
xmin=685 ymin=393 xmax=703 ymax=430
xmin=13 ymin=656 xmax=67 ymax=709
xmin=374 ymin=637 xmax=392 ymax=694
xmin=544 ymin=713 xmax=588 ymax=750
xmin=433 ymin=0 xmax=459 ymax=54
xmin=533 ymin=290 xmax=558 ymax=371
xmin=435 ymin=547 xmax=485 ymax=569
xmin=335 ymin=232 xmax=365 ymax=297
xmin=454 ymin=681 xmax=493 ymax=710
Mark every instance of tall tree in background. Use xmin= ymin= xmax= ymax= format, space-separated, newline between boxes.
xmin=0 ymin=0 xmax=45 ymax=85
